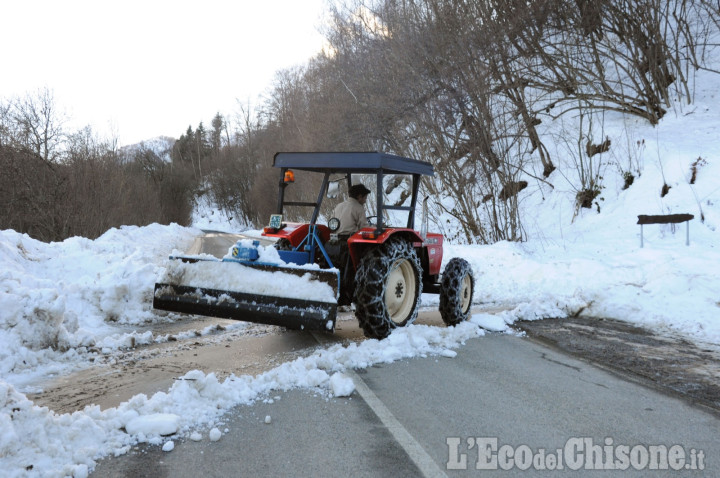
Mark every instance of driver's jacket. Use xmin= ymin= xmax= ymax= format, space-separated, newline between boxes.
xmin=333 ymin=197 xmax=368 ymax=236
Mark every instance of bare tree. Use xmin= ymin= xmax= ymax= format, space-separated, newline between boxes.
xmin=10 ymin=87 xmax=66 ymax=162
xmin=176 ymin=0 xmax=720 ymax=243
xmin=0 ymin=100 xmax=12 ymax=147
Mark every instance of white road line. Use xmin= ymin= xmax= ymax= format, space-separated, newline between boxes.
xmin=311 ymin=332 xmax=448 ymax=478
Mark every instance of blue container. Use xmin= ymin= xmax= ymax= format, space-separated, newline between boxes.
xmin=232 ymin=240 xmax=260 ymax=261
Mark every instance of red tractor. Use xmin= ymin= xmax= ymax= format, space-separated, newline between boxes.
xmin=154 ymin=152 xmax=474 ymax=339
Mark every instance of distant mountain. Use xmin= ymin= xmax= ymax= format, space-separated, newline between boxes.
xmin=119 ymin=136 xmax=176 ymax=163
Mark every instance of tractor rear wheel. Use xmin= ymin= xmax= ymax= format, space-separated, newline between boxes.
xmin=354 ymin=239 xmax=422 ymax=339
xmin=439 ymin=258 xmax=474 ymax=326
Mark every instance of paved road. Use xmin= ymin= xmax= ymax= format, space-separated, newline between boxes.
xmin=93 ymin=333 xmax=719 ymax=477
xmin=518 ymin=316 xmax=720 ymax=410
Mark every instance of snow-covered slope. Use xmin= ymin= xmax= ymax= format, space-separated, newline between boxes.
xmin=119 ymin=136 xmax=175 ymax=163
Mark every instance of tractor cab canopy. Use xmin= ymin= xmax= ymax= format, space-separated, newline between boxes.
xmin=272 ymin=151 xmax=434 ymax=232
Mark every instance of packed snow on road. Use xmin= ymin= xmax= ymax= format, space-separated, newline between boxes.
xmin=158 ymin=248 xmax=337 ymax=303
xmin=2 ymin=73 xmax=720 ymax=478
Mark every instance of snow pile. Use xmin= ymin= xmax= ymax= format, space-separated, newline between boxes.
xmin=0 ymin=224 xmax=200 ymax=377
xmin=158 ymin=257 xmax=337 ymax=303
xmin=154 ymin=238 xmax=337 ymax=303
xmin=0 ymin=322 xmax=482 ymax=477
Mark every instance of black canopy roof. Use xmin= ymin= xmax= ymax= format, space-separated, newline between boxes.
xmin=273 ymin=152 xmax=434 ymax=177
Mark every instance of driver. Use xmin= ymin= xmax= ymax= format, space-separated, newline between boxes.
xmin=333 ymin=184 xmax=371 ymax=236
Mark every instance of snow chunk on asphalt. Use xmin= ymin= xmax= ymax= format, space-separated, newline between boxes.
xmin=126 ymin=413 xmax=179 ymax=436
xmin=471 ymin=313 xmax=509 ymax=332
xmin=329 ymin=373 xmax=355 ymax=397
xmin=162 ymin=440 xmax=174 ymax=452
xmin=209 ymin=427 xmax=222 ymax=441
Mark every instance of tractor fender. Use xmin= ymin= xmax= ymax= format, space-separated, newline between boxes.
xmin=347 ymin=228 xmax=424 ymax=269
xmin=263 ymin=222 xmax=331 ymax=248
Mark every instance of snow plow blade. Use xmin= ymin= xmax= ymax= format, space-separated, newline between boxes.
xmin=153 ymin=283 xmax=337 ymax=332
xmin=152 ymin=250 xmax=339 ymax=332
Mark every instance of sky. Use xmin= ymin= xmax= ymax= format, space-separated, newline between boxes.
xmin=0 ymin=0 xmax=329 ymax=145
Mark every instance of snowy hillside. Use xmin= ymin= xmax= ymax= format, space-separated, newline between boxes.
xmin=1 ymin=63 xmax=719 ymax=478
xmin=118 ymin=136 xmax=176 ymax=163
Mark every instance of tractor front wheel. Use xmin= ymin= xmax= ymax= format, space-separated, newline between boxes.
xmin=439 ymin=258 xmax=474 ymax=326
xmin=354 ymin=239 xmax=422 ymax=339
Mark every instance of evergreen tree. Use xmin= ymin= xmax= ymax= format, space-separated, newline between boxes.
xmin=171 ymin=125 xmax=195 ymax=164
xmin=211 ymin=113 xmax=224 ymax=157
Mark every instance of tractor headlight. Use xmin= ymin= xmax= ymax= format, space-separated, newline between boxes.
xmin=328 ymin=217 xmax=340 ymax=232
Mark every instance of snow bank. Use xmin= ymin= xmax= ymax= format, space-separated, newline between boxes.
xmin=0 ymin=224 xmax=201 ymax=378
xmin=449 ymin=240 xmax=720 ymax=343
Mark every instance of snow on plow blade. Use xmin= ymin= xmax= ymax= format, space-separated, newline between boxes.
xmin=153 ymin=255 xmax=339 ymax=332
